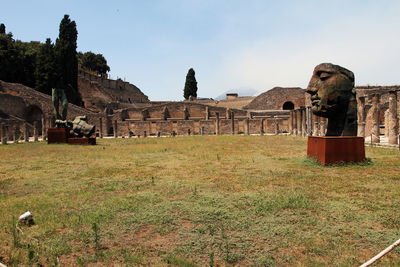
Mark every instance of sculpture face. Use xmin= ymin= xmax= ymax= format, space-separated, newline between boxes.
xmin=306 ymin=63 xmax=357 ymax=136
xmin=306 ymin=63 xmax=354 ymax=117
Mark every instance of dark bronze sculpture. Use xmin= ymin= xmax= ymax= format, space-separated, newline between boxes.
xmin=52 ymin=88 xmax=95 ymax=138
xmin=306 ymin=63 xmax=357 ymax=136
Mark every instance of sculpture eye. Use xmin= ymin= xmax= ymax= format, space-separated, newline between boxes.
xmin=318 ymin=71 xmax=331 ymax=81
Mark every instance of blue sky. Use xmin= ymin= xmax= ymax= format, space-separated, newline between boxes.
xmin=2 ymin=1 xmax=400 ymax=100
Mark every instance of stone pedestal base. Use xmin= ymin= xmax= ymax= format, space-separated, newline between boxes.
xmin=47 ymin=128 xmax=69 ymax=144
xmin=48 ymin=128 xmax=96 ymax=145
xmin=307 ymin=136 xmax=365 ymax=166
xmin=68 ymin=137 xmax=96 ymax=145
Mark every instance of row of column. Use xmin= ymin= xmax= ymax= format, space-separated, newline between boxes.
xmin=0 ymin=120 xmax=45 ymax=144
xmin=357 ymin=91 xmax=398 ymax=145
xmin=289 ymin=107 xmax=327 ymax=137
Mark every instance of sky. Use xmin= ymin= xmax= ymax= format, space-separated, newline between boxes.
xmin=1 ymin=0 xmax=400 ymax=101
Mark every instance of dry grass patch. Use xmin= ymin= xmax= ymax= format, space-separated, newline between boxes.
xmin=1 ymin=135 xmax=400 ymax=266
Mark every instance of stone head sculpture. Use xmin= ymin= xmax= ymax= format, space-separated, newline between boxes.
xmin=306 ymin=63 xmax=357 ymax=136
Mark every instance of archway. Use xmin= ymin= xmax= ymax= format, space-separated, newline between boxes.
xmin=282 ymin=101 xmax=294 ymax=110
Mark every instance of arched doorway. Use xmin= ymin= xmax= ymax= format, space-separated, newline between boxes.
xmin=282 ymin=101 xmax=294 ymax=110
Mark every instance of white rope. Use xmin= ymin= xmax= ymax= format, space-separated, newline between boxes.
xmin=360 ymin=238 xmax=400 ymax=267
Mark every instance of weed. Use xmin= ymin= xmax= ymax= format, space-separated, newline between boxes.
xmin=92 ymin=222 xmax=101 ymax=252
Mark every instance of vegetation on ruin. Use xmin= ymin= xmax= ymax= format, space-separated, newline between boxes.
xmin=183 ymin=68 xmax=198 ymax=100
xmin=1 ymin=135 xmax=400 ymax=266
xmin=78 ymin=51 xmax=110 ymax=77
xmin=0 ymin=17 xmax=109 ymax=105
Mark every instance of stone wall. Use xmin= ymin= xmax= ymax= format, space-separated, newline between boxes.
xmin=244 ymin=87 xmax=305 ymax=110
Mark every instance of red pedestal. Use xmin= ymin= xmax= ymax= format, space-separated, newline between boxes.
xmin=68 ymin=137 xmax=96 ymax=145
xmin=48 ymin=128 xmax=96 ymax=145
xmin=307 ymin=136 xmax=365 ymax=165
xmin=47 ymin=128 xmax=69 ymax=144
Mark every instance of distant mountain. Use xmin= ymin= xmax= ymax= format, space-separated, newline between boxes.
xmin=215 ymin=88 xmax=260 ymax=100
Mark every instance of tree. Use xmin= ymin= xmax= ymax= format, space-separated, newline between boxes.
xmin=0 ymin=24 xmax=5 ymax=34
xmin=35 ymin=38 xmax=57 ymax=95
xmin=183 ymin=68 xmax=198 ymax=100
xmin=55 ymin=14 xmax=81 ymax=105
xmin=78 ymin=51 xmax=110 ymax=76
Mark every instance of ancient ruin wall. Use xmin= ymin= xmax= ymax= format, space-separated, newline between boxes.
xmin=244 ymin=87 xmax=305 ymax=110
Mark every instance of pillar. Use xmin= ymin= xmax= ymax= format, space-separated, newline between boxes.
xmin=388 ymin=91 xmax=398 ymax=145
xmin=42 ymin=117 xmax=47 ymax=141
xmin=261 ymin=119 xmax=265 ymax=135
xmin=274 ymin=117 xmax=279 ymax=135
xmin=289 ymin=110 xmax=293 ymax=135
xmin=307 ymin=107 xmax=313 ymax=136
xmin=301 ymin=108 xmax=306 ymax=137
xmin=320 ymin=117 xmax=327 ymax=136
xmin=33 ymin=121 xmax=39 ymax=142
xmin=357 ymin=96 xmax=366 ymax=138
xmin=294 ymin=109 xmax=298 ymax=135
xmin=298 ymin=109 xmax=303 ymax=136
xmin=313 ymin=115 xmax=319 ymax=136
xmin=246 ymin=118 xmax=250 ymax=135
xmin=371 ymin=94 xmax=380 ymax=143
xmin=1 ymin=124 xmax=6 ymax=145
xmin=113 ymin=120 xmax=118 ymax=138
xmin=99 ymin=117 xmax=103 ymax=138
xmin=231 ymin=111 xmax=235 ymax=135
xmin=205 ymin=106 xmax=209 ymax=120
xmin=24 ymin=123 xmax=29 ymax=142
xmin=215 ymin=112 xmax=220 ymax=135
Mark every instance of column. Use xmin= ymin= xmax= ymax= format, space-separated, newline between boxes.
xmin=245 ymin=119 xmax=250 ymax=135
xmin=231 ymin=111 xmax=235 ymax=134
xmin=113 ymin=120 xmax=118 ymax=138
xmin=261 ymin=119 xmax=265 ymax=135
xmin=320 ymin=117 xmax=327 ymax=136
xmin=301 ymin=108 xmax=306 ymax=137
xmin=357 ymin=96 xmax=366 ymax=137
xmin=294 ymin=109 xmax=298 ymax=135
xmin=215 ymin=112 xmax=220 ymax=135
xmin=388 ymin=91 xmax=398 ymax=145
xmin=33 ymin=121 xmax=39 ymax=142
xmin=205 ymin=106 xmax=209 ymax=120
xmin=289 ymin=110 xmax=293 ymax=135
xmin=313 ymin=115 xmax=319 ymax=136
xmin=298 ymin=108 xmax=303 ymax=136
xmin=371 ymin=94 xmax=380 ymax=143
xmin=24 ymin=123 xmax=29 ymax=142
xmin=274 ymin=117 xmax=279 ymax=135
xmin=99 ymin=117 xmax=103 ymax=138
xmin=1 ymin=124 xmax=6 ymax=145
xmin=42 ymin=117 xmax=47 ymax=141
xmin=307 ymin=107 xmax=313 ymax=136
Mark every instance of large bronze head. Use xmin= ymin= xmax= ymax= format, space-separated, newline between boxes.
xmin=306 ymin=63 xmax=357 ymax=136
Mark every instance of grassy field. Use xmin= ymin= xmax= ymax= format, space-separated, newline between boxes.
xmin=1 ymin=135 xmax=400 ymax=266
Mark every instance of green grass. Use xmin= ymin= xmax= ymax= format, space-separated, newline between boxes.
xmin=1 ymin=135 xmax=400 ymax=266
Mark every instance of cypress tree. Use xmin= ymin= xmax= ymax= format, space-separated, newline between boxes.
xmin=55 ymin=14 xmax=81 ymax=105
xmin=183 ymin=68 xmax=198 ymax=100
xmin=0 ymin=24 xmax=5 ymax=34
